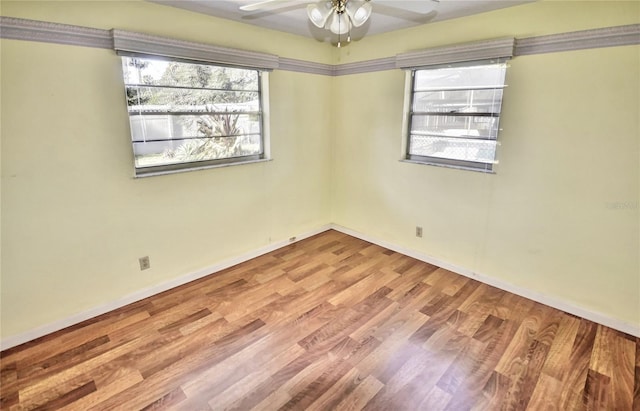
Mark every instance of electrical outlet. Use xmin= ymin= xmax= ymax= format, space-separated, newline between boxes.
xmin=139 ymin=256 xmax=150 ymax=270
xmin=415 ymin=226 xmax=423 ymax=238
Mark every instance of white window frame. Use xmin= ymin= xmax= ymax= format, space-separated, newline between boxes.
xmin=111 ymin=30 xmax=277 ymax=177
xmin=397 ymin=38 xmax=515 ymax=173
xmin=403 ymin=60 xmax=507 ymax=173
xmin=121 ymin=56 xmax=270 ymax=177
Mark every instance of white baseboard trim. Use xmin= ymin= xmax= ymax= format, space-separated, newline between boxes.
xmin=330 ymin=224 xmax=640 ymax=338
xmin=0 ymin=225 xmax=332 ymax=351
xmin=3 ymin=223 xmax=637 ymax=350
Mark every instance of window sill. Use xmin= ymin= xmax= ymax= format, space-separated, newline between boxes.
xmin=134 ymin=158 xmax=272 ymax=178
xmin=399 ymin=159 xmax=496 ymax=174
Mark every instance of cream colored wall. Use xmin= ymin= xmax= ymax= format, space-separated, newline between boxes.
xmin=2 ymin=0 xmax=333 ymax=63
xmin=334 ymin=0 xmax=640 ymax=64
xmin=1 ymin=0 xmax=639 ymax=341
xmin=332 ymin=2 xmax=640 ymax=327
xmin=0 ymin=1 xmax=333 ymax=338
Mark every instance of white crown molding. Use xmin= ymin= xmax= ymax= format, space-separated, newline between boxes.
xmin=111 ymin=29 xmax=279 ymax=70
xmin=395 ymin=37 xmax=516 ymax=69
xmin=333 ymin=56 xmax=397 ymax=76
xmin=2 ymin=17 xmax=638 ymax=76
xmin=278 ymin=57 xmax=334 ymax=76
xmin=0 ymin=16 xmax=112 ymax=49
xmin=515 ymin=23 xmax=640 ymax=56
xmin=273 ymin=56 xmax=396 ymax=76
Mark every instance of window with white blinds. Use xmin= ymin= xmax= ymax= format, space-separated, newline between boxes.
xmin=112 ymin=30 xmax=277 ymax=177
xmin=121 ymin=55 xmax=267 ymax=176
xmin=406 ymin=60 xmax=508 ymax=172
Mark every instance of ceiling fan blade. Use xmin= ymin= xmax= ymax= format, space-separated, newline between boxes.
xmin=372 ymin=2 xmax=438 ymax=23
xmin=241 ymin=2 xmax=309 ymax=20
xmin=239 ymin=0 xmax=296 ymax=12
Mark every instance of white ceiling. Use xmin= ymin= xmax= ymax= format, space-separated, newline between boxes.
xmin=148 ymin=0 xmax=534 ymax=44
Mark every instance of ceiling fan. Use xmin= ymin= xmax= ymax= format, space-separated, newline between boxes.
xmin=239 ymin=0 xmax=439 ymax=47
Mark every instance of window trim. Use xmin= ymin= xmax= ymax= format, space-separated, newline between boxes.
xmin=134 ymin=157 xmax=272 ymax=178
xmin=395 ymin=37 xmax=514 ymax=70
xmin=112 ymin=30 xmax=279 ymax=71
xmin=112 ymin=30 xmax=275 ymax=177
xmin=402 ymin=59 xmax=507 ymax=173
xmin=120 ymin=55 xmax=270 ymax=177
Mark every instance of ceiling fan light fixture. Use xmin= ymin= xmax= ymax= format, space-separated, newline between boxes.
xmin=328 ymin=10 xmax=350 ymax=35
xmin=345 ymin=0 xmax=372 ymax=27
xmin=307 ymin=2 xmax=332 ymax=28
xmin=241 ymin=0 xmax=441 ymax=48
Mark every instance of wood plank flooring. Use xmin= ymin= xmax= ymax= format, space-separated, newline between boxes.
xmin=1 ymin=230 xmax=638 ymax=410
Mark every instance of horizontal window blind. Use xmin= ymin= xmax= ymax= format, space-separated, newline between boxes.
xmin=405 ymin=59 xmax=508 ymax=172
xmin=121 ymin=55 xmax=267 ymax=176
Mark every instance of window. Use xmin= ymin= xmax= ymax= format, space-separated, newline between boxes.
xmin=121 ymin=56 xmax=267 ymax=176
xmin=405 ymin=60 xmax=507 ymax=172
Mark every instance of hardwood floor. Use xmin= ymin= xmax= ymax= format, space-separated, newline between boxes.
xmin=1 ymin=230 xmax=638 ymax=410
